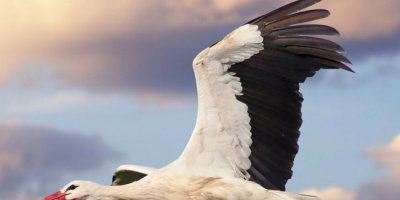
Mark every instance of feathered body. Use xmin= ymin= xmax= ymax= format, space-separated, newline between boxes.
xmin=63 ymin=171 xmax=318 ymax=200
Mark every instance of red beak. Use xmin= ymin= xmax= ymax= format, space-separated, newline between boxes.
xmin=42 ymin=191 xmax=67 ymax=200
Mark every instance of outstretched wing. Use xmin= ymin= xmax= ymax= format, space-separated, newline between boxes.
xmin=177 ymin=0 xmax=352 ymax=191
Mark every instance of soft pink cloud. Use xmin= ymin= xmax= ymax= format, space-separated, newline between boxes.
xmin=301 ymin=187 xmax=355 ymax=200
xmin=355 ymin=134 xmax=400 ymax=200
xmin=301 ymin=133 xmax=400 ymax=200
xmin=1 ymin=0 xmax=262 ymax=93
xmin=365 ymin=135 xmax=400 ymax=168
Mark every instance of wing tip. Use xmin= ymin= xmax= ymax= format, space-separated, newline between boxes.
xmin=343 ymin=64 xmax=355 ymax=73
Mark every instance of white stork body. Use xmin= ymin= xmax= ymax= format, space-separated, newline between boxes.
xmin=43 ymin=0 xmax=352 ymax=199
xmin=57 ymin=171 xmax=317 ymax=200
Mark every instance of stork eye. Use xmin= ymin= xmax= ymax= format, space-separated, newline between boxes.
xmin=66 ymin=184 xmax=78 ymax=192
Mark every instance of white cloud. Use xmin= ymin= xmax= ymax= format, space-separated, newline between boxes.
xmin=301 ymin=133 xmax=400 ymax=200
xmin=355 ymin=134 xmax=400 ymax=200
xmin=365 ymin=134 xmax=400 ymax=168
xmin=301 ymin=187 xmax=355 ymax=200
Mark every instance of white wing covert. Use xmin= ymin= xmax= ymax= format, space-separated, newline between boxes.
xmin=178 ymin=24 xmax=264 ymax=179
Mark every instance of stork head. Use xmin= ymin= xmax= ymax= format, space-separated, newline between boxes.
xmin=42 ymin=180 xmax=99 ymax=200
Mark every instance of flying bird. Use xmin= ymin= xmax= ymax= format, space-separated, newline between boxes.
xmin=42 ymin=0 xmax=352 ymax=199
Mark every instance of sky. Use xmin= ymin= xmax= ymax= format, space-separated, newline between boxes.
xmin=0 ymin=0 xmax=399 ymax=199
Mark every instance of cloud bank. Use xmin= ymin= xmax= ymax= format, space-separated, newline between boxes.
xmin=1 ymin=0 xmax=399 ymax=99
xmin=0 ymin=121 xmax=119 ymax=199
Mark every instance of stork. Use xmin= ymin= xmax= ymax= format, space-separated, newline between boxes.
xmin=43 ymin=0 xmax=352 ymax=199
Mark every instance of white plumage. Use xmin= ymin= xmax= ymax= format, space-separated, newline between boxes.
xmin=179 ymin=24 xmax=263 ymax=180
xmin=42 ymin=0 xmax=352 ymax=199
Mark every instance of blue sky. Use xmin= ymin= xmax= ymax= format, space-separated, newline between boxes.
xmin=1 ymin=0 xmax=399 ymax=199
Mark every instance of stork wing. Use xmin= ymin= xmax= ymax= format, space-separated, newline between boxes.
xmin=111 ymin=165 xmax=157 ymax=186
xmin=177 ymin=0 xmax=352 ymax=191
